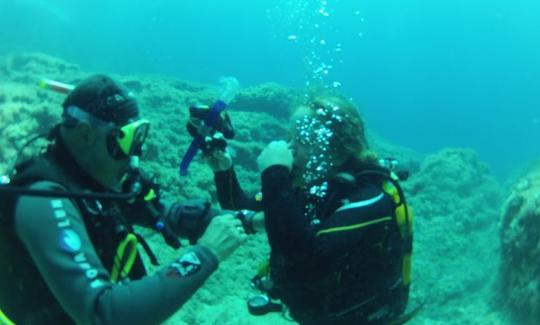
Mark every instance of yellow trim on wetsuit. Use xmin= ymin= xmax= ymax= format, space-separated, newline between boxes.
xmin=144 ymin=188 xmax=156 ymax=201
xmin=383 ymin=181 xmax=413 ymax=239
xmin=402 ymin=253 xmax=413 ymax=286
xmin=111 ymin=233 xmax=138 ymax=283
xmin=0 ymin=309 xmax=15 ymax=325
xmin=383 ymin=182 xmax=400 ymax=205
xmin=382 ymin=181 xmax=414 ymax=286
xmin=316 ymin=216 xmax=392 ymax=236
xmin=255 ymin=260 xmax=270 ymax=278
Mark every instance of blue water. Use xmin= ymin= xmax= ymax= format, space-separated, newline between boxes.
xmin=1 ymin=0 xmax=538 ymax=178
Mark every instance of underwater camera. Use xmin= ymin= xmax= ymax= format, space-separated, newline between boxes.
xmin=179 ymin=100 xmax=235 ymax=175
xmin=186 ymin=104 xmax=235 ymax=153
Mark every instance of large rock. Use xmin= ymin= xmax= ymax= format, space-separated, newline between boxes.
xmin=404 ymin=148 xmax=503 ymax=323
xmin=499 ymin=161 xmax=540 ymax=323
xmin=0 ymin=52 xmax=80 ymax=84
xmin=229 ymin=82 xmax=301 ymax=119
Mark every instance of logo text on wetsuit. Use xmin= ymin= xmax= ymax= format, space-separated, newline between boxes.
xmin=51 ymin=199 xmax=104 ymax=289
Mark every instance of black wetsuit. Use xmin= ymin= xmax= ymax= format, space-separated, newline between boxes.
xmin=215 ymin=164 xmax=410 ymax=325
xmin=0 ymin=140 xmax=219 ymax=325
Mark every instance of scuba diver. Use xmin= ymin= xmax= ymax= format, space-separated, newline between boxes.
xmin=204 ymin=95 xmax=414 ymax=324
xmin=0 ymin=75 xmax=250 ymax=325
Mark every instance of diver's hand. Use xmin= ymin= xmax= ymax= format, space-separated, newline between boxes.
xmin=205 ymin=149 xmax=233 ymax=172
xmin=252 ymin=211 xmax=266 ymax=233
xmin=198 ymin=214 xmax=247 ymax=262
xmin=257 ymin=140 xmax=293 ymax=172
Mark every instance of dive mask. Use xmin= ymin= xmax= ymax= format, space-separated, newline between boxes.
xmin=64 ymin=105 xmax=150 ymax=159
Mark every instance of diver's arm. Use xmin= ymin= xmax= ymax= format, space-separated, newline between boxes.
xmin=261 ymin=165 xmax=318 ymax=256
xmin=205 ymin=149 xmax=256 ymax=210
xmin=214 ymin=167 xmax=261 ymax=210
xmin=129 ymin=194 xmax=264 ymax=244
xmin=260 ymin=165 xmax=336 ymax=280
xmin=15 ymin=181 xmax=219 ymax=325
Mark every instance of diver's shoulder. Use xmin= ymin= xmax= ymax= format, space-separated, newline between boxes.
xmin=26 ymin=180 xmax=68 ymax=191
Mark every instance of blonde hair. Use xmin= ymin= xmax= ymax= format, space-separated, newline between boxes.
xmin=294 ymin=94 xmax=377 ymax=167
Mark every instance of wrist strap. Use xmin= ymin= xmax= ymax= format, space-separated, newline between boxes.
xmin=236 ymin=209 xmax=256 ymax=234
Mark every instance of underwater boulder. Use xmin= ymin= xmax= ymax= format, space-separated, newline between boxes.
xmin=404 ymin=148 xmax=503 ymax=322
xmin=229 ymin=82 xmax=300 ymax=119
xmin=2 ymin=52 xmax=80 ymax=84
xmin=499 ymin=161 xmax=540 ymax=323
